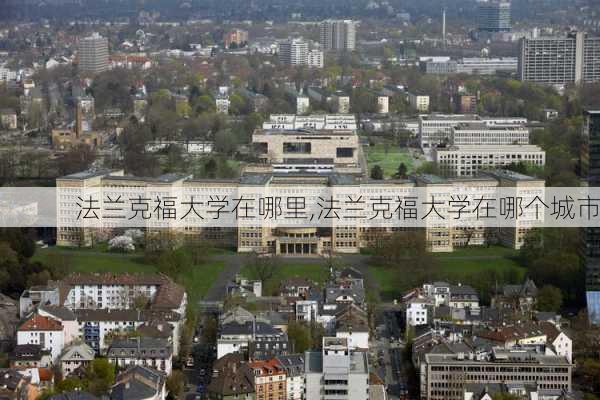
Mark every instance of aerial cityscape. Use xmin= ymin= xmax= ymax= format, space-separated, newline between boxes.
xmin=1 ymin=0 xmax=600 ymax=399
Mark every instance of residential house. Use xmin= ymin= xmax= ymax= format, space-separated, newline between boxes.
xmin=275 ymin=355 xmax=304 ymax=400
xmin=406 ymin=298 xmax=433 ymax=327
xmin=107 ymin=336 xmax=172 ymax=375
xmin=0 ymin=109 xmax=17 ymax=130
xmin=60 ymin=342 xmax=95 ymax=377
xmin=491 ymin=278 xmax=538 ymax=313
xmin=226 ymin=276 xmax=262 ymax=298
xmin=0 ymin=368 xmax=39 ymax=400
xmin=280 ymin=278 xmax=314 ymax=298
xmin=207 ymin=353 xmax=255 ymax=400
xmin=10 ymin=344 xmax=52 ymax=369
xmin=17 ymin=314 xmax=65 ymax=361
xmin=448 ymin=284 xmax=479 ymax=310
xmin=111 ymin=365 xmax=167 ymax=400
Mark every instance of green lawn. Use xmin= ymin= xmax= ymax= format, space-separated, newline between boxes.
xmin=33 ymin=246 xmax=225 ymax=303
xmin=242 ymin=262 xmax=330 ymax=284
xmin=241 ymin=261 xmax=330 ymax=295
xmin=365 ymin=144 xmax=418 ymax=177
xmin=433 ymin=245 xmax=519 ymax=258
xmin=367 ymin=249 xmax=526 ymax=301
xmin=180 ymin=261 xmax=225 ymax=304
xmin=33 ymin=247 xmax=156 ymax=274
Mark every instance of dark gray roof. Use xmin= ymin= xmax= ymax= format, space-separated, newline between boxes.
xmin=276 ymin=354 xmax=304 ymax=376
xmin=220 ymin=321 xmax=283 ymax=337
xmin=39 ymin=305 xmax=77 ymax=321
xmin=107 ymin=336 xmax=171 ymax=358
xmin=111 ymin=365 xmax=165 ymax=400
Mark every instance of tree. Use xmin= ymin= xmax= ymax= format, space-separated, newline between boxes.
xmin=157 ymin=248 xmax=191 ymax=277
xmin=85 ymin=358 xmax=115 ymax=396
xmin=370 ymin=165 xmax=384 ymax=180
xmin=394 ymin=163 xmax=408 ymax=179
xmin=519 ymin=228 xmax=583 ymax=307
xmin=57 ymin=144 xmax=96 ymax=176
xmin=537 ymin=285 xmax=563 ymax=312
xmin=245 ymin=253 xmax=278 ymax=282
xmin=166 ymin=370 xmax=185 ymax=400
xmin=287 ymin=321 xmax=313 ymax=353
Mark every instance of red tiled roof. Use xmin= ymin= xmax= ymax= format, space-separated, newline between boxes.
xmin=38 ymin=368 xmax=54 ymax=382
xmin=19 ymin=314 xmax=62 ymax=332
xmin=248 ymin=359 xmax=285 ymax=376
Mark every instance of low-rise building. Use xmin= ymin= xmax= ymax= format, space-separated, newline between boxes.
xmin=17 ymin=314 xmax=65 ymax=362
xmin=0 ymin=109 xmax=17 ymax=130
xmin=111 ymin=365 xmax=167 ymax=400
xmin=434 ymin=145 xmax=545 ymax=177
xmin=408 ymin=93 xmax=430 ymax=112
xmin=10 ymin=344 xmax=52 ymax=369
xmin=207 ymin=353 xmax=255 ymax=400
xmin=217 ymin=321 xmax=289 ymax=359
xmin=60 ymin=342 xmax=95 ymax=377
xmin=107 ymin=336 xmax=172 ymax=375
xmin=406 ymin=299 xmax=432 ymax=327
xmin=421 ymin=347 xmax=572 ymax=400
xmin=450 ymin=123 xmax=530 ymax=146
xmin=75 ymin=308 xmax=183 ymax=355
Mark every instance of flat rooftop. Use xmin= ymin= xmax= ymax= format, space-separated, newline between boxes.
xmin=437 ymin=144 xmax=544 ymax=152
xmin=453 ymin=122 xmax=528 ymax=130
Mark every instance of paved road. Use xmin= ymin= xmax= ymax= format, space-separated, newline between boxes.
xmin=203 ymin=254 xmax=246 ymax=301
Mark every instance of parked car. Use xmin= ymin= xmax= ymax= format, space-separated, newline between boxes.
xmin=185 ymin=356 xmax=195 ymax=368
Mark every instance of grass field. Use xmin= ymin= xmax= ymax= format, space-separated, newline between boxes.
xmin=365 ymin=144 xmax=419 ymax=177
xmin=241 ymin=261 xmax=330 ymax=295
xmin=33 ymin=247 xmax=156 ymax=274
xmin=367 ymin=247 xmax=526 ymax=300
xmin=33 ymin=246 xmax=225 ymax=303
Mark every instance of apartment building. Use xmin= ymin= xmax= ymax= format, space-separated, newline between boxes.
xmin=434 ymin=145 xmax=545 ymax=177
xmin=421 ymin=348 xmax=572 ymax=400
xmin=408 ymin=92 xmax=430 ymax=112
xmin=582 ymin=110 xmax=600 ymax=324
xmin=276 ymin=355 xmax=304 ymax=400
xmin=107 ymin=336 xmax=173 ymax=375
xmin=279 ymin=39 xmax=309 ymax=66
xmin=320 ymin=20 xmax=356 ymax=51
xmin=249 ymin=359 xmax=287 ymax=400
xmin=78 ymin=33 xmax=109 ymax=75
xmin=518 ymin=31 xmax=600 ymax=85
xmin=304 ymin=337 xmax=369 ymax=400
xmin=224 ymin=29 xmax=249 ymax=48
xmin=478 ymin=1 xmax=511 ymax=33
